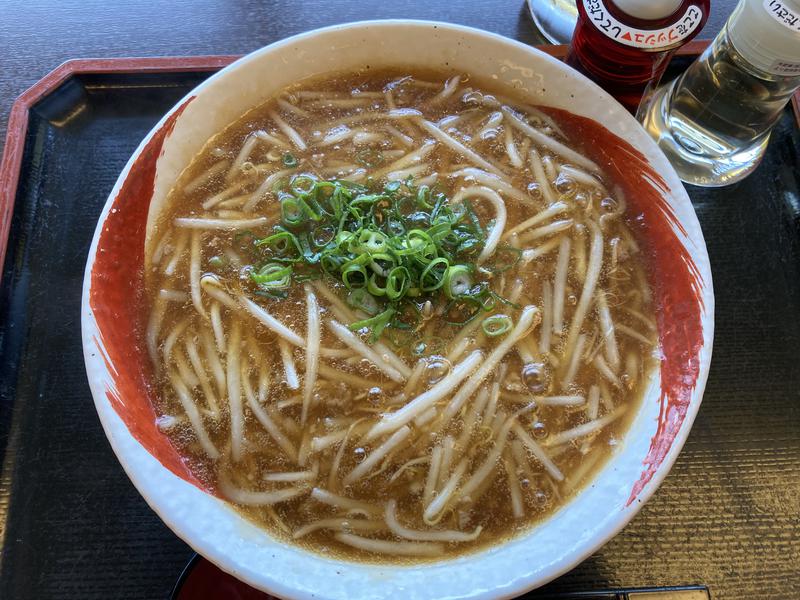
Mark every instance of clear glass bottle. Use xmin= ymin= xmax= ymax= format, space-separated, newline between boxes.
xmin=640 ymin=0 xmax=800 ymax=187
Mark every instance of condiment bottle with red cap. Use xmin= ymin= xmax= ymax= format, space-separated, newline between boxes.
xmin=567 ymin=0 xmax=711 ymax=113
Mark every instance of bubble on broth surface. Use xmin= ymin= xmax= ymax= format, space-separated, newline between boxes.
xmin=522 ymin=363 xmax=549 ymax=394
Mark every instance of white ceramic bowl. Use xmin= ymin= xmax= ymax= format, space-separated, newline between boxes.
xmin=82 ymin=20 xmax=714 ymax=600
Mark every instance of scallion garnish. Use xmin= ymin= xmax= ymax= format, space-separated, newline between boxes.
xmin=246 ymin=177 xmax=500 ymax=342
xmin=250 ymin=263 xmax=293 ymax=298
xmin=349 ymin=307 xmax=396 ymax=343
xmin=482 ymin=314 xmax=513 ymax=337
xmin=342 ymin=263 xmax=368 ymax=289
xmin=443 ymin=265 xmax=473 ymax=299
xmin=347 ymin=288 xmax=379 ymax=315
xmin=255 ymin=229 xmax=302 ymax=261
xmin=282 ymin=152 xmax=298 ymax=167
xmin=290 ymin=174 xmax=316 ymax=196
xmin=386 ymin=266 xmax=410 ymax=300
xmin=280 ymin=195 xmax=305 ymax=226
xmin=486 ymin=244 xmax=522 ymax=274
xmin=420 ymin=257 xmax=449 ymax=292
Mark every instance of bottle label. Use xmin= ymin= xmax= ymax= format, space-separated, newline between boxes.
xmin=763 ymin=0 xmax=800 ymax=32
xmin=583 ymin=0 xmax=704 ymax=50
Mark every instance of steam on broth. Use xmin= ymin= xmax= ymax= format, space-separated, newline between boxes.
xmin=146 ymin=70 xmax=658 ymax=561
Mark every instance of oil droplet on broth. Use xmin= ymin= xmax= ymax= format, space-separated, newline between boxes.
xmin=600 ymin=196 xmax=619 ymax=213
xmin=554 ymin=174 xmax=576 ymax=195
xmin=532 ymin=421 xmax=548 ymax=439
xmin=527 ymin=182 xmax=543 ymax=201
xmin=425 ymin=356 xmax=451 ymax=385
xmin=522 ymin=362 xmax=549 ymax=394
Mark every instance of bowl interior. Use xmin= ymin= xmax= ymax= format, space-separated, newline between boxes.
xmin=82 ymin=20 xmax=714 ymax=600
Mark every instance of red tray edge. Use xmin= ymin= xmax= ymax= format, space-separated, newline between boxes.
xmin=1 ymin=41 xmax=797 ymax=288
xmin=0 ymin=56 xmax=239 ymax=285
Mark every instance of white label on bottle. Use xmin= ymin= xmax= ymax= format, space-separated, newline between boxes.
xmin=583 ymin=0 xmax=703 ymax=50
xmin=763 ymin=0 xmax=800 ymax=32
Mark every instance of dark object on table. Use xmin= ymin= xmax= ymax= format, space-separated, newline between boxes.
xmin=171 ymin=554 xmax=711 ymax=600
xmin=0 ymin=48 xmax=798 ymax=599
xmin=172 ymin=555 xmax=276 ymax=600
xmin=545 ymin=588 xmax=710 ymax=599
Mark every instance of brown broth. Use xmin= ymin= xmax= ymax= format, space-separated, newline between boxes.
xmin=145 ymin=69 xmax=658 ymax=563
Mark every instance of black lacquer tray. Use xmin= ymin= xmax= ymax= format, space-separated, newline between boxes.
xmin=0 ymin=47 xmax=798 ymax=600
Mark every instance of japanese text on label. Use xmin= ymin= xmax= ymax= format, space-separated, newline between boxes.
xmin=763 ymin=0 xmax=800 ymax=33
xmin=583 ymin=0 xmax=703 ymax=49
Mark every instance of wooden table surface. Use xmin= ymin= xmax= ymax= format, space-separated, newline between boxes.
xmin=0 ymin=0 xmax=738 ymax=154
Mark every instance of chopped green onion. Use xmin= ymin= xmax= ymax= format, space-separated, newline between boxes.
xmin=386 ymin=217 xmax=406 ymax=237
xmin=386 ymin=266 xmax=410 ymax=300
xmin=420 ymin=257 xmax=449 ymax=292
xmin=280 ymin=196 xmax=305 ymax=226
xmin=290 ymin=174 xmax=316 ymax=196
xmin=482 ymin=314 xmax=513 ymax=337
xmin=357 ymin=229 xmax=387 ymax=254
xmin=487 ymin=244 xmax=522 ymax=274
xmin=347 ymin=288 xmax=379 ymax=315
xmin=208 ymin=255 xmax=225 ymax=268
xmin=255 ymin=230 xmax=302 ymax=261
xmin=367 ymin=272 xmax=388 ymax=297
xmin=312 ymin=225 xmax=335 ymax=247
xmin=342 ymin=263 xmax=368 ymax=289
xmin=457 ymin=237 xmax=482 ymax=255
xmin=443 ymin=265 xmax=473 ymax=299
xmin=320 ymin=254 xmax=344 ymax=274
xmin=282 ymin=152 xmax=298 ymax=168
xmin=368 ymin=253 xmax=397 ymax=277
xmin=384 ymin=180 xmax=402 ymax=193
xmin=463 ymin=200 xmax=485 ymax=240
xmin=349 ymin=307 xmax=395 ymax=343
xmin=416 ymin=185 xmax=433 ymax=209
xmin=239 ymin=178 xmax=501 ymax=344
xmin=251 ymin=264 xmax=293 ymax=293
xmin=478 ymin=290 xmax=497 ymax=312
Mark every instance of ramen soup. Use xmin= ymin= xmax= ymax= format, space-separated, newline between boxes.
xmin=145 ymin=71 xmax=658 ymax=561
